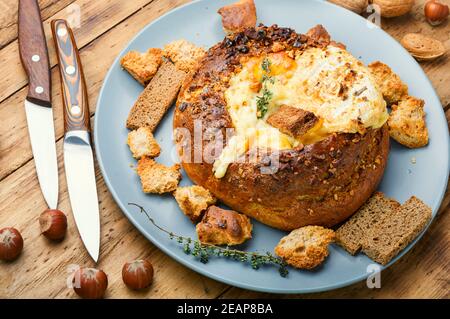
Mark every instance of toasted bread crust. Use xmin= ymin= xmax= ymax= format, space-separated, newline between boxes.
xmin=275 ymin=226 xmax=335 ymax=269
xmin=163 ymin=40 xmax=206 ymax=73
xmin=136 ymin=157 xmax=181 ymax=194
xmin=266 ymin=105 xmax=319 ymax=140
xmin=121 ymin=48 xmax=162 ymax=86
xmin=388 ymin=96 xmax=428 ymax=148
xmin=196 ymin=206 xmax=252 ymax=245
xmin=368 ymin=61 xmax=408 ymax=105
xmin=174 ymin=185 xmax=217 ymax=222
xmin=127 ymin=127 xmax=161 ymax=159
xmin=218 ymin=0 xmax=257 ymax=34
xmin=174 ymin=25 xmax=390 ymax=230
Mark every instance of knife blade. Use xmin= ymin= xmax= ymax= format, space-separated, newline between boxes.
xmin=51 ymin=19 xmax=100 ymax=262
xmin=18 ymin=0 xmax=59 ymax=209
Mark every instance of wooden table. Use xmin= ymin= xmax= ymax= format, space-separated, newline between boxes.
xmin=0 ymin=0 xmax=448 ymax=299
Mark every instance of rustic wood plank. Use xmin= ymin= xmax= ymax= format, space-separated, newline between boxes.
xmin=0 ymin=136 xmax=226 ymax=298
xmin=0 ymin=0 xmax=449 ymax=299
xmin=0 ymin=0 xmax=190 ymax=181
xmin=0 ymin=0 xmax=76 ymax=50
xmin=0 ymin=0 xmax=155 ymax=104
xmin=220 ymin=204 xmax=450 ymax=299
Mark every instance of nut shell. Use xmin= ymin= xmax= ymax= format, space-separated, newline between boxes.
xmin=328 ymin=0 xmax=369 ymax=13
xmin=401 ymin=33 xmax=446 ymax=61
xmin=39 ymin=209 xmax=67 ymax=241
xmin=372 ymin=0 xmax=415 ymax=17
xmin=0 ymin=227 xmax=23 ymax=261
xmin=73 ymin=267 xmax=108 ymax=299
xmin=122 ymin=259 xmax=154 ymax=290
xmin=424 ymin=0 xmax=449 ymax=26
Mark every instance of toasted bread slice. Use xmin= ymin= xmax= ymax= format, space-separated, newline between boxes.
xmin=173 ymin=185 xmax=217 ymax=223
xmin=196 ymin=206 xmax=252 ymax=245
xmin=336 ymin=192 xmax=400 ymax=255
xmin=368 ymin=61 xmax=408 ymax=105
xmin=127 ymin=127 xmax=161 ymax=159
xmin=163 ymin=40 xmax=205 ymax=73
xmin=266 ymin=105 xmax=319 ymax=140
xmin=126 ymin=60 xmax=186 ymax=131
xmin=362 ymin=196 xmax=432 ymax=265
xmin=217 ymin=0 xmax=257 ymax=34
xmin=121 ymin=48 xmax=162 ymax=86
xmin=136 ymin=157 xmax=181 ymax=194
xmin=275 ymin=226 xmax=335 ymax=270
xmin=388 ymin=96 xmax=428 ymax=148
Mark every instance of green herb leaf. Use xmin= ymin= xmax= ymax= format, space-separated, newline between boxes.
xmin=256 ymin=87 xmax=273 ymax=118
xmin=261 ymin=58 xmax=271 ymax=74
xmin=128 ymin=203 xmax=289 ymax=278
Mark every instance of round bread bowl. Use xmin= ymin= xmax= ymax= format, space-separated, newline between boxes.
xmin=174 ymin=25 xmax=390 ymax=231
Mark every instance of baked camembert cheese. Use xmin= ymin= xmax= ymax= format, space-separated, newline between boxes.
xmin=214 ymin=46 xmax=388 ymax=178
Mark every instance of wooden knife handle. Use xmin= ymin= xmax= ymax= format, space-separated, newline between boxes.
xmin=18 ymin=0 xmax=52 ymax=107
xmin=51 ymin=19 xmax=91 ymax=133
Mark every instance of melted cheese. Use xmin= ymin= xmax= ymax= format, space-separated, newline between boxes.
xmin=213 ymin=46 xmax=388 ymax=178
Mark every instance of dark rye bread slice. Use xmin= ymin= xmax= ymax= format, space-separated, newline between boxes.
xmin=126 ymin=60 xmax=186 ymax=131
xmin=266 ymin=105 xmax=318 ymax=139
xmin=362 ymin=196 xmax=432 ymax=265
xmin=336 ymin=192 xmax=400 ymax=255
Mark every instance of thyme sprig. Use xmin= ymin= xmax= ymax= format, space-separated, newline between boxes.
xmin=256 ymin=58 xmax=274 ymax=118
xmin=128 ymin=203 xmax=289 ymax=277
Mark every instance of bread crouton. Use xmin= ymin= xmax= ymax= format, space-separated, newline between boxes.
xmin=127 ymin=127 xmax=161 ymax=159
xmin=362 ymin=196 xmax=432 ymax=265
xmin=266 ymin=105 xmax=319 ymax=140
xmin=121 ymin=48 xmax=162 ymax=86
xmin=368 ymin=61 xmax=408 ymax=105
xmin=163 ymin=40 xmax=205 ymax=73
xmin=388 ymin=96 xmax=428 ymax=148
xmin=136 ymin=157 xmax=181 ymax=194
xmin=275 ymin=226 xmax=335 ymax=270
xmin=126 ymin=60 xmax=186 ymax=131
xmin=217 ymin=0 xmax=257 ymax=34
xmin=336 ymin=192 xmax=400 ymax=255
xmin=306 ymin=24 xmax=331 ymax=45
xmin=196 ymin=206 xmax=252 ymax=245
xmin=174 ymin=185 xmax=216 ymax=223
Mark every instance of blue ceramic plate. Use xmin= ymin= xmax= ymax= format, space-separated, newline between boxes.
xmin=95 ymin=0 xmax=450 ymax=293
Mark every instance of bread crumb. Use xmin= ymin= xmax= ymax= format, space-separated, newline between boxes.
xmin=163 ymin=40 xmax=205 ymax=73
xmin=388 ymin=96 xmax=428 ymax=148
xmin=275 ymin=226 xmax=335 ymax=270
xmin=196 ymin=206 xmax=252 ymax=245
xmin=127 ymin=127 xmax=161 ymax=159
xmin=121 ymin=48 xmax=162 ymax=86
xmin=173 ymin=185 xmax=216 ymax=223
xmin=136 ymin=157 xmax=181 ymax=194
xmin=368 ymin=61 xmax=408 ymax=105
xmin=217 ymin=0 xmax=257 ymax=34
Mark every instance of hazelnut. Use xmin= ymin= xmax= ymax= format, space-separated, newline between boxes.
xmin=0 ymin=227 xmax=24 ymax=262
xmin=39 ymin=209 xmax=67 ymax=241
xmin=73 ymin=267 xmax=108 ymax=299
xmin=122 ymin=259 xmax=154 ymax=290
xmin=372 ymin=0 xmax=415 ymax=18
xmin=425 ymin=0 xmax=449 ymax=26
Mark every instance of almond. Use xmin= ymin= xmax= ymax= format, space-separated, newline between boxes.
xmin=328 ymin=0 xmax=369 ymax=13
xmin=372 ymin=0 xmax=415 ymax=18
xmin=401 ymin=33 xmax=446 ymax=61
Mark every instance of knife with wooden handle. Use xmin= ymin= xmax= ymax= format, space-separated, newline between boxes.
xmin=51 ymin=19 xmax=100 ymax=262
xmin=18 ymin=0 xmax=59 ymax=209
